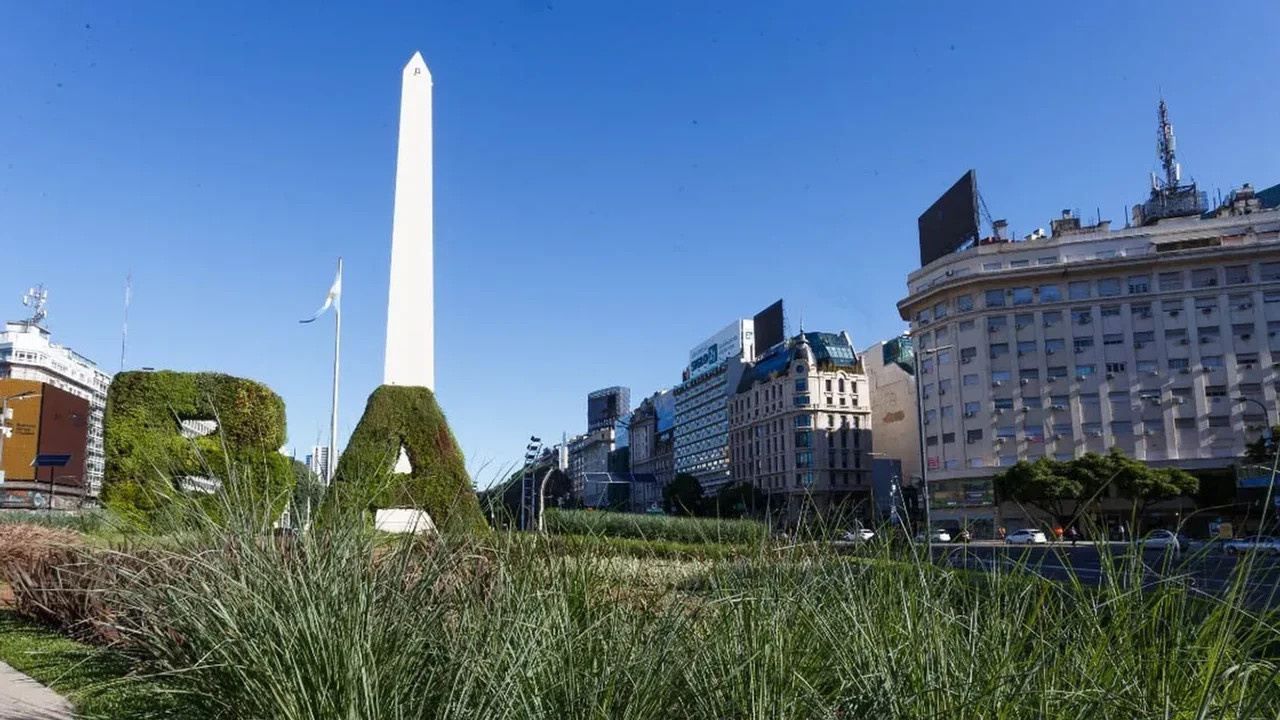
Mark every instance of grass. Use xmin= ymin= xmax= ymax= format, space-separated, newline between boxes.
xmin=0 ymin=610 xmax=192 ymax=719
xmin=543 ymin=507 xmax=769 ymax=545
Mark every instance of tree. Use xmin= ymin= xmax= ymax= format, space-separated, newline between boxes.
xmin=994 ymin=457 xmax=1080 ymax=522
xmin=1114 ymin=458 xmax=1198 ymax=521
xmin=663 ymin=473 xmax=704 ymax=516
xmin=714 ymin=481 xmax=767 ymax=519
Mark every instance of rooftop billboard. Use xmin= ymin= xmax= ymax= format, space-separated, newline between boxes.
xmin=918 ymin=170 xmax=980 ymax=267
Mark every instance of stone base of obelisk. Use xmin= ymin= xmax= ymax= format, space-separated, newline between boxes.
xmin=332 ymin=384 xmax=486 ymax=534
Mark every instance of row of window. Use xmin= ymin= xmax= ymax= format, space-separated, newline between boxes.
xmin=925 ymin=383 xmax=1266 ymax=418
xmin=915 ymin=262 xmax=1280 ymax=324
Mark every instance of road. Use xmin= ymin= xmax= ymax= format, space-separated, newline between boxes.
xmin=929 ymin=541 xmax=1280 ymax=605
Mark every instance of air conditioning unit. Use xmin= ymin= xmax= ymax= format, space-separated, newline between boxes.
xmin=1020 ymin=378 xmax=1030 ymax=385
xmin=1204 ymin=367 xmax=1213 ymax=373
xmin=939 ymin=389 xmax=946 ymax=396
xmin=1144 ymin=430 xmax=1157 ymax=436
xmin=1174 ymin=397 xmax=1187 ymax=405
xmin=1201 ymin=308 xmax=1213 ymax=315
xmin=1239 ymin=303 xmax=1253 ymax=310
xmin=1244 ymin=364 xmax=1254 ymax=370
xmin=1017 ymin=351 xmax=1024 ymax=356
xmin=1179 ymin=368 xmax=1191 ymax=374
xmin=988 ymin=327 xmax=999 ymax=333
xmin=1090 ymin=431 xmax=1103 ymax=438
xmin=1043 ymin=322 xmax=1053 ymax=328
xmin=1170 ymin=310 xmax=1180 ymax=318
xmin=1200 ymin=337 xmax=1211 ymax=344
xmin=1047 ymin=349 xmax=1057 ymax=355
xmin=1076 ymin=374 xmax=1087 ymax=381
xmin=924 ymin=419 xmax=932 ymax=425
xmin=1051 ymin=404 xmax=1066 ymax=410
xmin=995 ymin=437 xmax=1006 ymax=444
xmin=961 ymin=357 xmax=972 ymax=364
xmin=963 ymin=411 xmax=975 ymax=418
xmin=1053 ymin=433 xmax=1063 ymax=440
xmin=1015 ymin=324 xmax=1026 ymax=330
xmin=966 ymin=438 xmax=976 ymax=445
xmin=1022 ymin=407 xmax=1030 ymax=413
xmin=1135 ymin=342 xmax=1145 ymax=349
xmin=1242 ymin=334 xmax=1252 ymax=340
xmin=994 ymin=408 xmax=1005 ymax=415
xmin=992 ymin=381 xmax=1003 ymax=387
xmin=1179 ymin=339 xmax=1190 ymax=345
xmin=1270 ymin=332 xmax=1276 ymax=338
xmin=1106 ymin=372 xmax=1115 ymax=379
xmin=1149 ymin=370 xmax=1159 ymax=376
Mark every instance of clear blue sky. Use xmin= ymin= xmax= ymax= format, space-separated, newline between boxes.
xmin=2 ymin=2 xmax=1277 ymax=486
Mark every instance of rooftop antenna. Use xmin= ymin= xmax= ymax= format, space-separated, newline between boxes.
xmin=21 ymin=284 xmax=48 ymax=327
xmin=119 ymin=272 xmax=131 ymax=373
xmin=1156 ymin=98 xmax=1180 ymax=191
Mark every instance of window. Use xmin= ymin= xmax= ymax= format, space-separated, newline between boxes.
xmin=941 ymin=405 xmax=954 ymax=419
xmin=922 ymin=358 xmax=934 ymax=373
xmin=942 ymin=432 xmax=956 ymax=444
xmin=1229 ymin=293 xmax=1253 ymax=310
xmin=1136 ymin=359 xmax=1157 ymax=373
xmin=1045 ymin=338 xmax=1066 ymax=354
xmin=956 ymin=294 xmax=974 ymax=312
xmin=991 ymin=370 xmax=1011 ymax=384
xmin=1168 ymin=357 xmax=1190 ymax=371
xmin=1069 ymin=281 xmax=1091 ymax=300
xmin=1198 ymin=327 xmax=1221 ymax=344
xmin=985 ymin=289 xmax=1006 ymax=308
xmin=795 ymin=452 xmax=813 ymax=469
xmin=997 ymin=426 xmax=1016 ymax=439
xmin=990 ymin=343 xmax=1009 ymax=358
xmin=934 ymin=301 xmax=949 ymax=319
xmin=1131 ymin=304 xmax=1153 ymax=320
xmin=1204 ymin=385 xmax=1226 ymax=399
xmin=795 ymin=431 xmax=812 ymax=448
xmin=1163 ymin=299 xmax=1184 ymax=314
xmin=937 ymin=349 xmax=952 ymax=364
xmin=1127 ymin=275 xmax=1150 ymax=294
xmin=964 ymin=401 xmax=980 ymax=416
xmin=1103 ymin=334 xmax=1124 ymax=346
xmin=1039 ymin=256 xmax=1059 ymax=265
xmin=1238 ymin=353 xmax=1259 ymax=367
xmin=944 ymin=460 xmax=958 ymax=470
xmin=794 ymin=415 xmax=812 ymax=427
xmin=966 ymin=429 xmax=983 ymax=443
xmin=1164 ymin=328 xmax=1186 ymax=343
xmin=963 ymin=374 xmax=979 ymax=386
xmin=1175 ymin=418 xmax=1197 ymax=430
xmin=1225 ymin=265 xmax=1251 ymax=285
xmin=1240 ymin=382 xmax=1263 ymax=396
xmin=1012 ymin=287 xmax=1033 ymax=305
xmin=1145 ymin=420 xmax=1164 ymax=435
xmin=1159 ymin=271 xmax=1184 ymax=291
xmin=1111 ymin=421 xmax=1134 ymax=435
xmin=983 ymin=262 xmax=1002 ymax=271
xmin=1109 ymin=393 xmax=1129 ymax=408
xmin=1083 ymin=422 xmax=1102 ymax=435
xmin=922 ymin=383 xmax=933 ymax=399
xmin=988 ymin=316 xmax=1008 ymax=332
xmin=969 ymin=458 xmax=986 ymax=468
xmin=1017 ymin=341 xmax=1037 ymax=355
xmin=1191 ymin=268 xmax=1218 ymax=288
xmin=1014 ymin=313 xmax=1034 ymax=329
xmin=795 ymin=379 xmax=807 ymax=392
xmin=1039 ymin=285 xmax=1061 ymax=302
xmin=960 ymin=347 xmax=977 ymax=364
xmin=1072 ymin=308 xmax=1093 ymax=325
xmin=1010 ymin=259 xmax=1030 ymax=268
xmin=1047 ymin=366 xmax=1068 ymax=380
xmin=1052 ymin=423 xmax=1072 ymax=436
xmin=1023 ymin=396 xmax=1043 ymax=409
xmin=838 ymin=378 xmax=846 ymax=392
xmin=1203 ymin=355 xmax=1224 ymax=369
xmin=1073 ymin=336 xmax=1094 ymax=352
xmin=994 ymin=398 xmax=1014 ymax=410
xmin=1026 ymin=425 xmax=1045 ymax=443
xmin=1098 ymin=278 xmax=1122 ymax=297
xmin=1079 ymin=393 xmax=1100 ymax=405
xmin=1233 ymin=323 xmax=1254 ymax=339
xmin=959 ymin=319 xmax=976 ymax=331
xmin=939 ymin=378 xmax=952 ymax=393
xmin=794 ymin=395 xmax=811 ymax=406
xmin=825 ymin=379 xmax=833 ymax=392
xmin=1100 ymin=305 xmax=1121 ymax=318
xmin=916 ymin=308 xmax=932 ymax=324
xmin=1050 ymin=395 xmax=1069 ymax=407
xmin=1043 ymin=310 xmax=1063 ymax=327
xmin=1077 ymin=364 xmax=1097 ymax=376
xmin=1208 ymin=416 xmax=1231 ymax=428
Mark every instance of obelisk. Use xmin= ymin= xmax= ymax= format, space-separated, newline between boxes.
xmin=384 ymin=51 xmax=434 ymax=389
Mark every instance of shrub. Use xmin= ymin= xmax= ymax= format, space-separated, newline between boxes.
xmin=543 ymin=508 xmax=768 ymax=545
xmin=333 ymin=385 xmax=486 ymax=534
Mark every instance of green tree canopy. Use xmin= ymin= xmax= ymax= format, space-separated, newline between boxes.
xmin=713 ymin=481 xmax=767 ymax=519
xmin=663 ymin=473 xmax=704 ymax=516
xmin=993 ymin=457 xmax=1080 ymax=522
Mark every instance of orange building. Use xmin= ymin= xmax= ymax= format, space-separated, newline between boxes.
xmin=0 ymin=379 xmax=90 ymax=509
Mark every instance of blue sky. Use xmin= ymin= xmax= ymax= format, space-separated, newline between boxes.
xmin=2 ymin=2 xmax=1277 ymax=485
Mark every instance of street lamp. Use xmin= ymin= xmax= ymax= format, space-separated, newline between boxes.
xmin=519 ymin=437 xmax=543 ymax=531
xmin=0 ymin=391 xmax=40 ymax=484
xmin=913 ymin=343 xmax=952 ymax=550
xmin=1236 ymin=397 xmax=1273 ymax=451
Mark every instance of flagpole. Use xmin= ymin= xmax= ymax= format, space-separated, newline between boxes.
xmin=328 ymin=257 xmax=342 ymax=486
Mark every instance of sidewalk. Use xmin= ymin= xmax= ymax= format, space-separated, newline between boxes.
xmin=0 ymin=660 xmax=73 ymax=720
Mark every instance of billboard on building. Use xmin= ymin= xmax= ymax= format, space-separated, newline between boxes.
xmin=0 ymin=379 xmax=42 ymax=481
xmin=0 ymin=379 xmax=88 ymax=487
xmin=654 ymin=390 xmax=675 ymax=432
xmin=751 ymin=300 xmax=784 ymax=356
xmin=918 ymin=170 xmax=980 ymax=267
xmin=588 ymin=386 xmax=630 ymax=432
xmin=688 ymin=320 xmax=754 ymax=379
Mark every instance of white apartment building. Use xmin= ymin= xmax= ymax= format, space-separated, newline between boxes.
xmin=898 ymin=182 xmax=1280 ymax=533
xmin=0 ymin=320 xmax=111 ymax=497
xmin=306 ymin=445 xmax=337 ymax=482
xmin=673 ymin=319 xmax=754 ymax=495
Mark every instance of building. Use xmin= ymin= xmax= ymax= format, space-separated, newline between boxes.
xmin=728 ymin=331 xmax=873 ymax=526
xmin=0 ymin=378 xmax=91 ymax=509
xmin=587 ymin=387 xmax=630 ymax=432
xmin=673 ymin=319 xmax=755 ymax=495
xmin=0 ymin=294 xmax=110 ymax=497
xmin=306 ymin=445 xmax=337 ymax=482
xmin=567 ymin=427 xmax=614 ymax=498
xmin=896 ymin=104 xmax=1280 ymax=535
xmin=861 ymin=336 xmax=921 ymax=487
xmin=629 ymin=390 xmax=675 ymax=490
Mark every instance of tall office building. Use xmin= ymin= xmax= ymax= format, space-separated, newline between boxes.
xmin=0 ymin=291 xmax=110 ymax=497
xmin=673 ymin=319 xmax=755 ymax=495
xmin=306 ymin=445 xmax=338 ymax=482
xmin=587 ymin=387 xmax=630 ymax=432
xmin=897 ymin=103 xmax=1280 ymax=533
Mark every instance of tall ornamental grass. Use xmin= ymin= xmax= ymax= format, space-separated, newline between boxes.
xmin=70 ymin=506 xmax=1280 ymax=719
xmin=543 ymin=507 xmax=768 ymax=545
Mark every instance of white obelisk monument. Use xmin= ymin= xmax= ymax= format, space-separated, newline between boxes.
xmin=384 ymin=51 xmax=434 ymax=390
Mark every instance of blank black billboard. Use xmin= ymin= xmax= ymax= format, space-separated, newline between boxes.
xmin=753 ymin=299 xmax=784 ymax=356
xmin=918 ymin=170 xmax=980 ymax=267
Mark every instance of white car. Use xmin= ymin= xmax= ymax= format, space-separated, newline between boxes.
xmin=1223 ymin=535 xmax=1280 ymax=555
xmin=916 ymin=529 xmax=952 ymax=543
xmin=1005 ymin=528 xmax=1048 ymax=545
xmin=842 ymin=528 xmax=875 ymax=542
xmin=1136 ymin=529 xmax=1190 ymax=553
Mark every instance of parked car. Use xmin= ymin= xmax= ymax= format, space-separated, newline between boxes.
xmin=1136 ymin=529 xmax=1191 ymax=553
xmin=841 ymin=528 xmax=875 ymax=542
xmin=1223 ymin=535 xmax=1280 ymax=555
xmin=1005 ymin=528 xmax=1048 ymax=545
xmin=915 ymin=528 xmax=952 ymax=543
